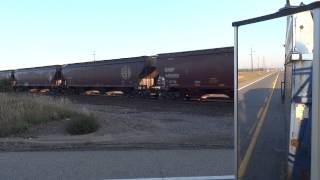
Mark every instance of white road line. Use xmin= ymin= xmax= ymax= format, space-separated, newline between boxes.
xmin=238 ymin=72 xmax=276 ymax=91
xmin=107 ymin=175 xmax=235 ymax=180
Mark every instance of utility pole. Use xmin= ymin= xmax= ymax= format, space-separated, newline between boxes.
xmin=249 ymin=48 xmax=255 ymax=71
xmin=262 ymin=56 xmax=266 ymax=71
xmin=257 ymin=56 xmax=260 ymax=71
xmin=286 ymin=0 xmax=290 ymax=7
xmin=92 ymin=51 xmax=96 ymax=62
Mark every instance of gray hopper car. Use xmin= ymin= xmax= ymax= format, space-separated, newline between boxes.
xmin=62 ymin=56 xmax=155 ymax=93
xmin=14 ymin=65 xmax=62 ymax=88
xmin=0 ymin=70 xmax=14 ymax=81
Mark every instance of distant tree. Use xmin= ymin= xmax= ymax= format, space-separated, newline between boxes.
xmin=0 ymin=79 xmax=13 ymax=92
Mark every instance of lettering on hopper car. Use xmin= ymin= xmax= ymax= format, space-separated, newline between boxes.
xmin=48 ymin=75 xmax=53 ymax=82
xmin=168 ymin=80 xmax=179 ymax=86
xmin=209 ymin=77 xmax=218 ymax=85
xmin=168 ymin=80 xmax=177 ymax=83
xmin=165 ymin=73 xmax=180 ymax=78
xmin=120 ymin=65 xmax=132 ymax=80
xmin=194 ymin=80 xmax=201 ymax=87
xmin=164 ymin=67 xmax=175 ymax=73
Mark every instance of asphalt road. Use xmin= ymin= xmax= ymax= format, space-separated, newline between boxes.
xmin=0 ymin=149 xmax=234 ymax=180
xmin=237 ymin=71 xmax=288 ymax=180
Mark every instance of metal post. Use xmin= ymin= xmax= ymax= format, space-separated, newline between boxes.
xmin=234 ymin=26 xmax=239 ymax=180
xmin=311 ymin=8 xmax=320 ymax=180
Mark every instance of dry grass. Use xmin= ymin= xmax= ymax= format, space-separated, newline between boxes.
xmin=0 ymin=93 xmax=95 ymax=137
xmin=238 ymin=70 xmax=270 ymax=83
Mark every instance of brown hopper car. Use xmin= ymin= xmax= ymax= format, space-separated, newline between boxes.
xmin=155 ymin=47 xmax=234 ymax=98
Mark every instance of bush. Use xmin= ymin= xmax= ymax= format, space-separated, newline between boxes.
xmin=0 ymin=93 xmax=95 ymax=137
xmin=0 ymin=79 xmax=13 ymax=92
xmin=66 ymin=114 xmax=99 ymax=135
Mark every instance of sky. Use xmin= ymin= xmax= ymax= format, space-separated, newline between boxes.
xmin=238 ymin=16 xmax=287 ymax=69
xmin=0 ymin=0 xmax=315 ymax=70
xmin=238 ymin=0 xmax=315 ymax=69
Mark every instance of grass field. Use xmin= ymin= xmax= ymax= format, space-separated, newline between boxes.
xmin=0 ymin=93 xmax=95 ymax=137
xmin=238 ymin=70 xmax=271 ymax=83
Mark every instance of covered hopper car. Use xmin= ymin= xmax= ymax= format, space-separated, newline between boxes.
xmin=13 ymin=65 xmax=62 ymax=91
xmin=154 ymin=47 xmax=234 ymax=98
xmin=61 ymin=56 xmax=156 ymax=94
xmin=0 ymin=70 xmax=14 ymax=81
xmin=0 ymin=70 xmax=14 ymax=91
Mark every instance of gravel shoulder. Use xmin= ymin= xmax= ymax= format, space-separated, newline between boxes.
xmin=0 ymin=96 xmax=233 ymax=151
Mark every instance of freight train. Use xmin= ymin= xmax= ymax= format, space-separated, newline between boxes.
xmin=0 ymin=47 xmax=234 ymax=99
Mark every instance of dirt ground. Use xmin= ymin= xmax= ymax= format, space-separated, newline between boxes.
xmin=1 ymin=95 xmax=233 ymax=151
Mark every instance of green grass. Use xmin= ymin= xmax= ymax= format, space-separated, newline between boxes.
xmin=0 ymin=93 xmax=98 ymax=137
xmin=66 ymin=114 xmax=99 ymax=135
